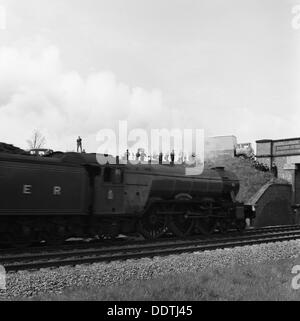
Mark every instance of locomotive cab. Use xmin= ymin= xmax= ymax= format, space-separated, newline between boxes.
xmin=93 ymin=165 xmax=126 ymax=215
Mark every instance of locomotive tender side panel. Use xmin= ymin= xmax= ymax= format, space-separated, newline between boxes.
xmin=0 ymin=159 xmax=89 ymax=216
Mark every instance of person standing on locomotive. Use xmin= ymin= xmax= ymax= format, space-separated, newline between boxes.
xmin=77 ymin=136 xmax=83 ymax=153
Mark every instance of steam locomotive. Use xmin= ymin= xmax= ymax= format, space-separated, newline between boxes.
xmin=0 ymin=152 xmax=255 ymax=246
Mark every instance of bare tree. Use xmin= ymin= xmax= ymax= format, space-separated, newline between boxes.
xmin=27 ymin=130 xmax=46 ymax=150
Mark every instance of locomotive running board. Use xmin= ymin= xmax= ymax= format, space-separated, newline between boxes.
xmin=156 ymin=211 xmax=211 ymax=218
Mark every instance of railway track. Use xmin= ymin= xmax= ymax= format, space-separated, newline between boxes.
xmin=1 ymin=223 xmax=298 ymax=255
xmin=1 ymin=225 xmax=300 ymax=272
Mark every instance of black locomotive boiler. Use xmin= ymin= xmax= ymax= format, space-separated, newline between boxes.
xmin=0 ymin=152 xmax=255 ymax=246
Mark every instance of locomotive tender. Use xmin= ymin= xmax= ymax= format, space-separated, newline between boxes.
xmin=0 ymin=152 xmax=255 ymax=246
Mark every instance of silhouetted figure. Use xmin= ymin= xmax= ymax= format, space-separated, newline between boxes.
xmin=136 ymin=150 xmax=141 ymax=161
xmin=271 ymin=163 xmax=278 ymax=178
xmin=159 ymin=152 xmax=163 ymax=165
xmin=170 ymin=150 xmax=175 ymax=165
xmin=77 ymin=136 xmax=83 ymax=153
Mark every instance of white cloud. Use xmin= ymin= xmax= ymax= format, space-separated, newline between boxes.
xmin=0 ymin=40 xmax=299 ymax=154
xmin=0 ymin=43 xmax=171 ymax=152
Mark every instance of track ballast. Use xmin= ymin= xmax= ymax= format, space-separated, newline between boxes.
xmin=1 ymin=225 xmax=300 ymax=272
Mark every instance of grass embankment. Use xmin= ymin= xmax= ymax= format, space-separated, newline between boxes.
xmin=206 ymin=156 xmax=287 ymax=202
xmin=30 ymin=257 xmax=300 ymax=301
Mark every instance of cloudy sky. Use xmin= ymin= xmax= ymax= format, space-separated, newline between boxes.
xmin=0 ymin=0 xmax=299 ymax=152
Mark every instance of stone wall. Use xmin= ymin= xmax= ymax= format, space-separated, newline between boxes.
xmin=256 ymin=140 xmax=272 ymax=157
xmin=248 ymin=183 xmax=294 ymax=227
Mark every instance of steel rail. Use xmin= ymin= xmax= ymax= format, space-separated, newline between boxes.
xmin=1 ymin=224 xmax=299 ymax=256
xmin=2 ymin=225 xmax=300 ymax=262
xmin=1 ymin=226 xmax=300 ymax=272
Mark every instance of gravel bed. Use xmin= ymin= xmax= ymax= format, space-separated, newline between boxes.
xmin=1 ymin=239 xmax=300 ymax=299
